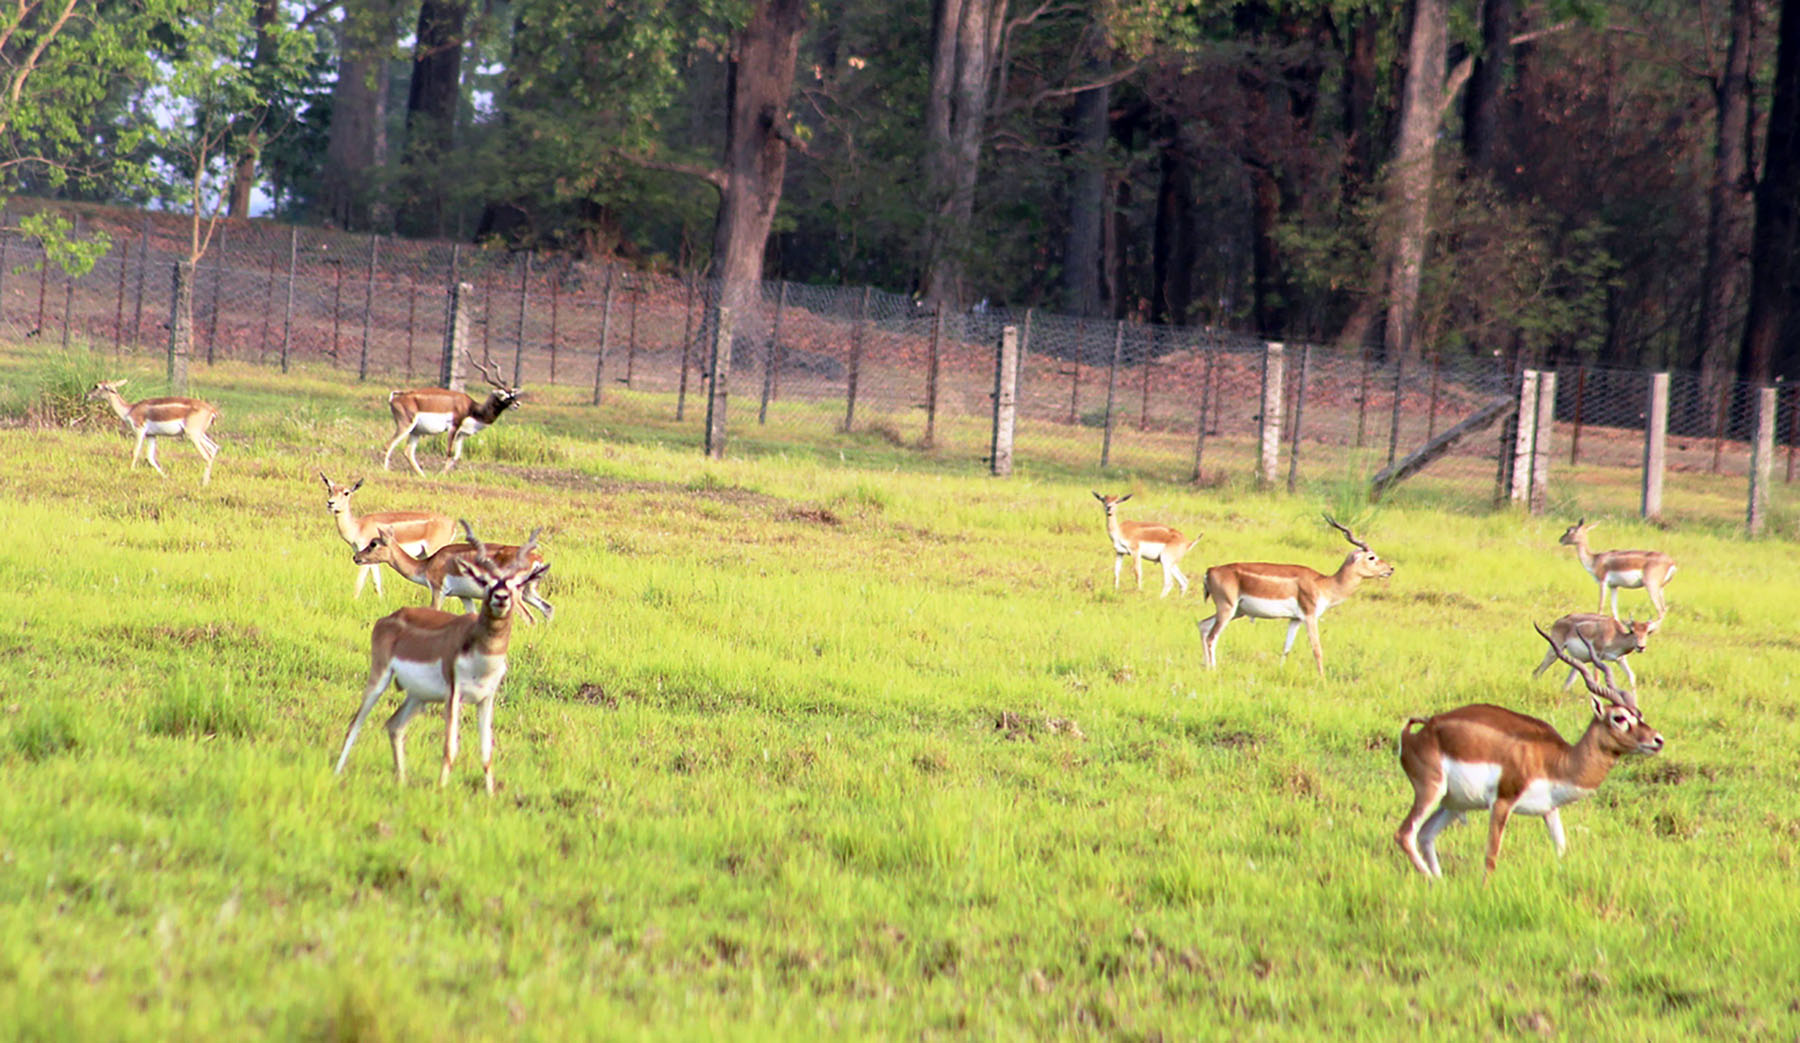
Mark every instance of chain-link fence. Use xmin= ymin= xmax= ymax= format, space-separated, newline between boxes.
xmin=4 ymin=198 xmax=1794 ymax=536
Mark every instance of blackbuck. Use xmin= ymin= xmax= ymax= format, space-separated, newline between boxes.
xmin=86 ymin=379 xmax=221 ymax=485
xmin=353 ymin=524 xmax=554 ymax=624
xmin=320 ymin=473 xmax=456 ymax=599
xmin=335 ymin=521 xmax=549 ymax=794
xmin=1092 ymin=492 xmax=1199 ymax=596
xmin=1532 ymin=612 xmax=1658 ymax=707
xmin=1394 ymin=624 xmax=1664 ymax=879
xmin=383 ymin=353 xmax=521 ymax=476
xmin=1559 ymin=518 xmax=1677 ymax=621
xmin=1196 ymin=515 xmax=1393 ymax=676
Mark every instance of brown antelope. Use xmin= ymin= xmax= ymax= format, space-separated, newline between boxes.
xmin=1394 ymin=624 xmax=1664 ymax=879
xmin=1558 ymin=518 xmax=1677 ymax=621
xmin=1092 ymin=492 xmax=1199 ymax=596
xmin=335 ymin=521 xmax=549 ymax=793
xmin=1532 ymin=612 xmax=1658 ymax=707
xmin=320 ymin=473 xmax=456 ymax=599
xmin=383 ymin=353 xmax=521 ymax=476
xmin=1196 ymin=515 xmax=1393 ymax=676
xmin=86 ymin=379 xmax=221 ymax=484
xmin=354 ymin=524 xmax=554 ymax=624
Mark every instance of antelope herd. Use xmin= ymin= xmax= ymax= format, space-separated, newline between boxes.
xmin=80 ymin=363 xmax=1687 ymax=876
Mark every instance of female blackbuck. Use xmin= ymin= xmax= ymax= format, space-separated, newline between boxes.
xmin=1092 ymin=492 xmax=1199 ymax=596
xmin=1394 ymin=624 xmax=1664 ymax=879
xmin=86 ymin=379 xmax=221 ymax=484
xmin=335 ymin=521 xmax=549 ymax=794
xmin=1558 ymin=518 xmax=1676 ymax=621
xmin=383 ymin=353 xmax=521 ymax=476
xmin=1531 ymin=612 xmax=1658 ymax=707
xmin=320 ymin=473 xmax=456 ymax=599
xmin=1196 ymin=515 xmax=1393 ymax=676
xmin=353 ymin=524 xmax=554 ymax=624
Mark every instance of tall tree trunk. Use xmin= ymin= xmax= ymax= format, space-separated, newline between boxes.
xmin=398 ymin=0 xmax=468 ymax=238
xmin=1697 ymin=0 xmax=1754 ymax=389
xmin=710 ymin=0 xmax=806 ymax=297
xmin=1061 ymin=73 xmax=1109 ymax=318
xmin=1151 ymin=128 xmax=1195 ymax=327
xmin=1461 ymin=0 xmax=1514 ymax=171
xmin=1740 ymin=0 xmax=1800 ymax=384
xmin=227 ymin=0 xmax=281 ymax=218
xmin=923 ymin=0 xmax=1006 ymax=313
xmin=1383 ymin=0 xmax=1448 ymax=361
xmin=319 ymin=1 xmax=396 ymax=231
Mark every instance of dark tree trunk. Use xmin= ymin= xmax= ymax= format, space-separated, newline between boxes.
xmin=1150 ymin=129 xmax=1195 ymax=327
xmin=398 ymin=0 xmax=468 ymax=238
xmin=1384 ymin=0 xmax=1448 ymax=361
xmin=1740 ymin=0 xmax=1800 ymax=383
xmin=1697 ymin=0 xmax=1754 ymax=391
xmin=319 ymin=2 xmax=395 ymax=231
xmin=227 ymin=0 xmax=281 ymax=218
xmin=923 ymin=0 xmax=1006 ymax=313
xmin=1061 ymin=75 xmax=1109 ymax=318
xmin=710 ymin=0 xmax=806 ymax=298
xmin=1461 ymin=0 xmax=1515 ymax=171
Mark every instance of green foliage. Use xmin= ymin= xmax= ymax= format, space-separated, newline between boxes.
xmin=7 ymin=702 xmax=85 ymax=761
xmin=0 ymin=344 xmax=114 ymax=425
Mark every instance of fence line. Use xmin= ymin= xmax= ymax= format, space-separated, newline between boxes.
xmin=1 ymin=198 xmax=1792 ymax=535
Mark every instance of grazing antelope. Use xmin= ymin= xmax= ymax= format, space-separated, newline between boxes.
xmin=1196 ymin=515 xmax=1393 ymax=676
xmin=1394 ymin=624 xmax=1663 ymax=879
xmin=1558 ymin=518 xmax=1677 ymax=621
xmin=335 ymin=521 xmax=549 ymax=794
xmin=320 ymin=473 xmax=456 ymax=599
xmin=354 ymin=524 xmax=554 ymax=624
xmin=383 ymin=353 xmax=521 ymax=476
xmin=86 ymin=379 xmax=221 ymax=485
xmin=1092 ymin=492 xmax=1200 ymax=596
xmin=1532 ymin=612 xmax=1658 ymax=707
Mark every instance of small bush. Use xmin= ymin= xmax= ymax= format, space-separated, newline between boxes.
xmin=0 ymin=346 xmax=116 ymax=427
xmin=8 ymin=703 xmax=86 ymax=761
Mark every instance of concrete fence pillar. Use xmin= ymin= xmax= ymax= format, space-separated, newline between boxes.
xmin=1259 ymin=341 xmax=1285 ymax=486
xmin=1641 ymin=372 xmax=1669 ymax=521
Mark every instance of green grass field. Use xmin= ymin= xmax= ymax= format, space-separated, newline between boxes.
xmin=2 ymin=344 xmax=1797 ymax=1040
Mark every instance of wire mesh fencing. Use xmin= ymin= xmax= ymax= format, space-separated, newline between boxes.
xmin=2 ymin=198 xmax=1795 ymax=537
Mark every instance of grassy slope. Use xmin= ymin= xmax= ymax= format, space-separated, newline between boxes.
xmin=1 ymin=346 xmax=1797 ymax=1040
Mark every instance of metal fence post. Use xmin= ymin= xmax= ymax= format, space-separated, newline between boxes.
xmin=1386 ymin=351 xmax=1406 ymax=468
xmin=512 ymin=251 xmax=531 ymax=387
xmin=1287 ymin=343 xmax=1312 ymax=493
xmin=843 ymin=285 xmax=870 ymax=432
xmin=704 ymin=304 xmax=734 ymax=459
xmin=1259 ymin=341 xmax=1286 ymax=486
xmin=923 ymin=307 xmax=943 ymax=447
xmin=257 ymin=244 xmax=276 ymax=362
xmin=168 ymin=261 xmax=193 ymax=392
xmin=1067 ymin=319 xmax=1085 ymax=424
xmin=279 ymin=227 xmax=297 ymax=372
xmin=593 ymin=267 xmax=614 ymax=406
xmin=1100 ymin=320 xmax=1123 ymax=468
xmin=1748 ymin=384 xmax=1777 ymax=536
xmin=441 ymin=281 xmax=472 ymax=391
xmin=358 ymin=235 xmax=378 ymax=380
xmin=991 ymin=324 xmax=1019 ymax=477
xmin=205 ymin=224 xmax=225 ymax=362
xmin=1569 ymin=365 xmax=1587 ymax=464
xmin=113 ymin=237 xmax=129 ymax=357
xmin=760 ymin=280 xmax=787 ymax=425
xmin=1354 ymin=347 xmax=1371 ymax=448
xmin=1529 ymin=369 xmax=1556 ymax=515
xmin=1642 ymin=372 xmax=1669 ymax=521
xmin=676 ymin=274 xmax=694 ymax=421
xmin=548 ymin=271 xmax=559 ymax=385
xmin=1192 ymin=341 xmax=1215 ymax=483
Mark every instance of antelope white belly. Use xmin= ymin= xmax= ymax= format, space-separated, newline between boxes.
xmin=143 ymin=419 xmax=186 ymax=436
xmin=456 ymin=417 xmax=489 ymax=436
xmin=1439 ymin=758 xmax=1502 ymax=811
xmin=390 ymin=652 xmax=506 ymax=702
xmin=410 ymin=412 xmax=456 ymax=435
xmin=1562 ymin=637 xmax=1595 ymax=661
xmin=1237 ymin=594 xmax=1303 ymax=620
xmin=1604 ymin=569 xmax=1645 ymax=588
xmin=1134 ymin=540 xmax=1167 ymax=560
xmin=1514 ymin=777 xmax=1592 ymax=816
xmin=440 ymin=573 xmax=485 ymax=600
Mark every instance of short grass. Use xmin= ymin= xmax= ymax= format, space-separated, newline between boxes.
xmin=2 ymin=343 xmax=1798 ymax=1040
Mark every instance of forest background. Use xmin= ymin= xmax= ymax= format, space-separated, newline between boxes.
xmin=1 ymin=0 xmax=1798 ymax=391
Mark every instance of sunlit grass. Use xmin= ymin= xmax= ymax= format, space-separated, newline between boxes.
xmin=1 ymin=341 xmax=1797 ymax=1039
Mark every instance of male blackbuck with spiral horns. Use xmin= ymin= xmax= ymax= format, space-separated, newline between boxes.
xmin=383 ymin=353 xmax=521 ymax=476
xmin=354 ymin=524 xmax=554 ymax=624
xmin=1531 ymin=612 xmax=1658 ymax=708
xmin=1558 ymin=518 xmax=1677 ymax=622
xmin=1394 ymin=624 xmax=1663 ymax=879
xmin=335 ymin=521 xmax=549 ymax=794
xmin=1196 ymin=515 xmax=1393 ymax=677
xmin=86 ymin=380 xmax=221 ymax=484
xmin=1092 ymin=492 xmax=1199 ymax=596
xmin=320 ymin=473 xmax=456 ymax=599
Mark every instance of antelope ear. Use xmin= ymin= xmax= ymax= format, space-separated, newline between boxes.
xmin=1589 ymin=693 xmax=1609 ymax=720
xmin=1118 ymin=494 xmax=1132 ymax=503
xmin=350 ymin=477 xmax=364 ymax=493
xmin=1645 ymin=618 xmax=1661 ymax=634
xmin=522 ymin=562 xmax=551 ymax=584
xmin=376 ymin=524 xmax=397 ymax=539
xmin=1091 ymin=491 xmax=1104 ymax=502
xmin=318 ymin=471 xmax=331 ymax=488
